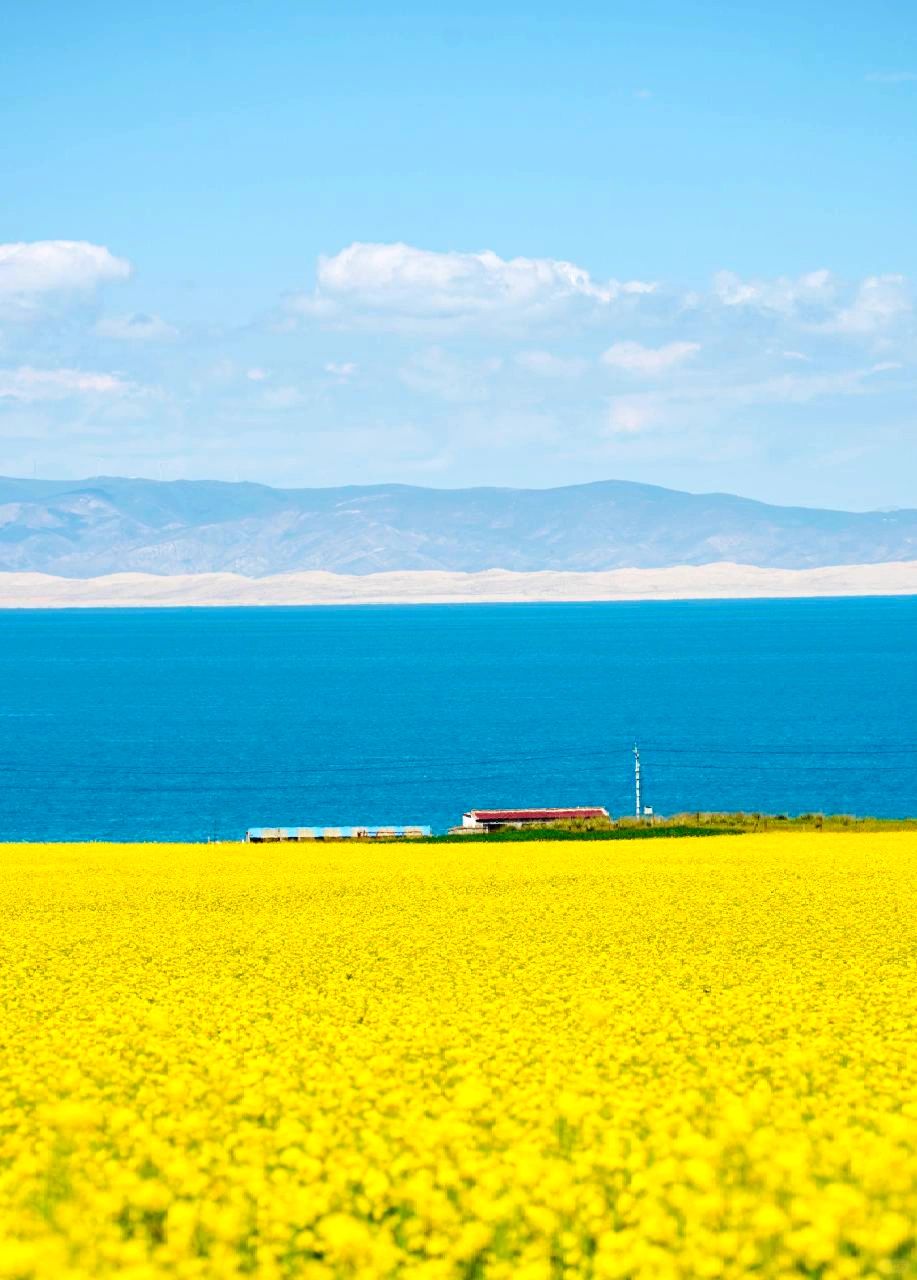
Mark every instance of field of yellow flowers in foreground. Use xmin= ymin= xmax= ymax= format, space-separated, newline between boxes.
xmin=1 ymin=836 xmax=916 ymax=1280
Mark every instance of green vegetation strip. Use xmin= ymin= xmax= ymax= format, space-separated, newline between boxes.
xmin=417 ymin=813 xmax=917 ymax=843
xmin=422 ymin=826 xmax=743 ymax=843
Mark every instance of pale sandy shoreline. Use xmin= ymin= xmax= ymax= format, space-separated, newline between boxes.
xmin=0 ymin=561 xmax=916 ymax=608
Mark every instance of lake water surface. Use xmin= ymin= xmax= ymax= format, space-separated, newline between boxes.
xmin=0 ymin=597 xmax=914 ymax=840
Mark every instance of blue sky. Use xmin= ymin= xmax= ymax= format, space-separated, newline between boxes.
xmin=1 ymin=0 xmax=915 ymax=508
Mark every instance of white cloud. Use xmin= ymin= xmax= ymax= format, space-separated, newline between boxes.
xmin=601 ymin=340 xmax=701 ymax=375
xmin=324 ymin=361 xmax=357 ymax=379
xmin=713 ymin=268 xmax=834 ymax=315
xmin=712 ymin=268 xmax=911 ymax=334
xmin=827 ymin=275 xmax=910 ymax=334
xmin=731 ymin=364 xmax=899 ymax=405
xmin=607 ymin=396 xmax=661 ymax=434
xmin=0 ymin=241 xmax=131 ymax=295
xmin=516 ymin=350 xmax=588 ymax=377
xmin=605 ymin=361 xmax=902 ymax=437
xmin=246 ymin=367 xmax=269 ymax=381
xmin=289 ymin=242 xmax=656 ymax=327
xmin=95 ymin=312 xmax=177 ymax=342
xmin=0 ymin=366 xmax=135 ymax=402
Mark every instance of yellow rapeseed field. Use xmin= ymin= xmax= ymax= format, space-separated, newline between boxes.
xmin=0 ymin=835 xmax=915 ymax=1280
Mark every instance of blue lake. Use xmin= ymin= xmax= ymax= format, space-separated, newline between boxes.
xmin=0 ymin=597 xmax=915 ymax=840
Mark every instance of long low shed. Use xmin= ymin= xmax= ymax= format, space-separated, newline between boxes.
xmin=246 ymin=825 xmax=432 ymax=842
xmin=462 ymin=806 xmax=609 ymax=830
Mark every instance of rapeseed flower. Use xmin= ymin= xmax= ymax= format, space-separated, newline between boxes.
xmin=0 ymin=835 xmax=914 ymax=1276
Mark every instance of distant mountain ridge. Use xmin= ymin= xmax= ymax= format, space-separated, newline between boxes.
xmin=0 ymin=475 xmax=915 ymax=578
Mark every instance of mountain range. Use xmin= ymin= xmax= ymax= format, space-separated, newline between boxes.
xmin=0 ymin=476 xmax=915 ymax=578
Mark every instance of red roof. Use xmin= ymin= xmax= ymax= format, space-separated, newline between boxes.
xmin=469 ymin=807 xmax=608 ymax=822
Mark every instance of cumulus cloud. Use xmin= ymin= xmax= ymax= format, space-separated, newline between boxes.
xmin=324 ymin=361 xmax=357 ymax=379
xmin=713 ymin=269 xmax=834 ymax=315
xmin=289 ymin=242 xmax=656 ymax=328
xmin=0 ymin=241 xmax=131 ymax=295
xmin=602 ymin=340 xmax=700 ymax=375
xmin=712 ymin=268 xmax=911 ymax=335
xmin=827 ymin=275 xmax=910 ymax=334
xmin=0 ymin=366 xmax=135 ymax=402
xmin=95 ymin=312 xmax=178 ymax=341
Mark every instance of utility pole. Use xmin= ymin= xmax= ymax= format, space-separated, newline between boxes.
xmin=633 ymin=744 xmax=641 ymax=819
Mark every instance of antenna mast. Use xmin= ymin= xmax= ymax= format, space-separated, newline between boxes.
xmin=633 ymin=744 xmax=641 ymax=819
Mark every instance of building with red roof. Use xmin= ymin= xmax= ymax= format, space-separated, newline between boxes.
xmin=461 ymin=806 xmax=609 ymax=831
